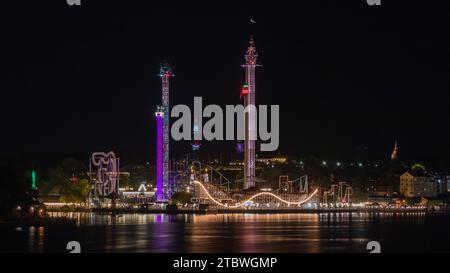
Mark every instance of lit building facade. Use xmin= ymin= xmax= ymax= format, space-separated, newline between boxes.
xmin=400 ymin=171 xmax=437 ymax=198
xmin=256 ymin=157 xmax=288 ymax=165
xmin=433 ymin=172 xmax=450 ymax=194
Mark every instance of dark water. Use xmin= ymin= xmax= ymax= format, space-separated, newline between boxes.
xmin=1 ymin=212 xmax=450 ymax=253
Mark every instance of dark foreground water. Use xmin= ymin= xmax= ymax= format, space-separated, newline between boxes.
xmin=1 ymin=212 xmax=450 ymax=253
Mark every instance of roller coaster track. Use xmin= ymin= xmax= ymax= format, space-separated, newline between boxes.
xmin=193 ymin=180 xmax=319 ymax=208
xmin=190 ymin=161 xmax=232 ymax=191
xmin=188 ymin=161 xmax=318 ymax=208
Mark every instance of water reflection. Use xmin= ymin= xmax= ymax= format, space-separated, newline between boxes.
xmin=2 ymin=212 xmax=449 ymax=253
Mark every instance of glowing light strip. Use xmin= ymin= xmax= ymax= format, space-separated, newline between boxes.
xmin=193 ymin=180 xmax=318 ymax=208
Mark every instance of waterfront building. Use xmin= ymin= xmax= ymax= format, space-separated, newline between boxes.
xmin=400 ymin=171 xmax=437 ymax=198
xmin=256 ymin=157 xmax=288 ymax=165
xmin=432 ymin=172 xmax=450 ymax=194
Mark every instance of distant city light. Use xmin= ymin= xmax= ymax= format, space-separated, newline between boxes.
xmin=322 ymin=161 xmax=327 ymax=166
xmin=358 ymin=162 xmax=363 ymax=167
xmin=336 ymin=161 xmax=341 ymax=167
xmin=31 ymin=170 xmax=36 ymax=190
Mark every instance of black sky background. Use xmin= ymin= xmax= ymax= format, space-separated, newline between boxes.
xmin=3 ymin=0 xmax=450 ymax=167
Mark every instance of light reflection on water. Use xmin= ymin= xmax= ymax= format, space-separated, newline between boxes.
xmin=2 ymin=212 xmax=448 ymax=253
xmin=47 ymin=212 xmax=427 ymax=226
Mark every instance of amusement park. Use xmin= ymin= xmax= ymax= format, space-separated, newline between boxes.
xmin=20 ymin=36 xmax=442 ymax=216
xmin=4 ymin=36 xmax=440 ymax=219
xmin=4 ymin=1 xmax=450 ymax=256
xmin=73 ymin=37 xmax=364 ymax=214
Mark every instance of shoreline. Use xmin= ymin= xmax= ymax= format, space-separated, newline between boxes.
xmin=44 ymin=207 xmax=436 ymax=214
xmin=3 ymin=208 xmax=446 ymax=228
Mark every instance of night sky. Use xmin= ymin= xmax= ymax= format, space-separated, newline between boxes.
xmin=3 ymin=1 xmax=450 ymax=166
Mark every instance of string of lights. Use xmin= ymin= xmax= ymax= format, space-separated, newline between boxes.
xmin=193 ymin=180 xmax=318 ymax=208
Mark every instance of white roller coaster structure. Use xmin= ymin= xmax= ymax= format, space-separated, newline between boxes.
xmin=189 ymin=161 xmax=318 ymax=208
xmin=193 ymin=180 xmax=318 ymax=208
xmin=322 ymin=182 xmax=353 ymax=203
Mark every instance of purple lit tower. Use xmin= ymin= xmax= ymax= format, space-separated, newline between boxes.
xmin=241 ymin=36 xmax=259 ymax=189
xmin=155 ymin=107 xmax=164 ymax=201
xmin=158 ymin=64 xmax=173 ymax=200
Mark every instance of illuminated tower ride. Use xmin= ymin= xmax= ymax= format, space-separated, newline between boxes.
xmin=158 ymin=64 xmax=173 ymax=200
xmin=241 ymin=36 xmax=259 ymax=189
xmin=155 ymin=107 xmax=164 ymax=201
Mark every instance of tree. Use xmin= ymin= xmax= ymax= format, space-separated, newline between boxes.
xmin=44 ymin=158 xmax=88 ymax=202
xmin=59 ymin=178 xmax=90 ymax=204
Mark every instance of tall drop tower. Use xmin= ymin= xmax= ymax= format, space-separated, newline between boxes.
xmin=158 ymin=64 xmax=173 ymax=200
xmin=155 ymin=107 xmax=164 ymax=201
xmin=241 ymin=37 xmax=259 ymax=189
